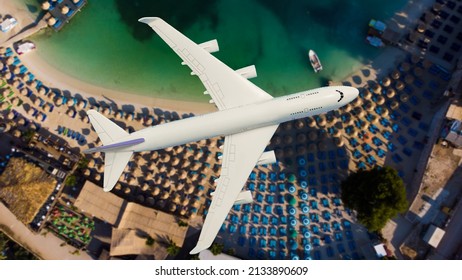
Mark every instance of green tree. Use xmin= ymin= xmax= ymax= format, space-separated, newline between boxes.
xmin=341 ymin=166 xmax=408 ymax=232
xmin=166 ymin=239 xmax=180 ymax=256
xmin=177 ymin=220 xmax=188 ymax=227
xmin=145 ymin=236 xmax=155 ymax=246
xmin=77 ymin=157 xmax=89 ymax=170
xmin=0 ymin=232 xmax=8 ymax=260
xmin=190 ymin=254 xmax=200 ymax=260
xmin=210 ymin=243 xmax=224 ymax=255
xmin=22 ymin=129 xmax=35 ymax=143
xmin=65 ymin=174 xmax=77 ymax=187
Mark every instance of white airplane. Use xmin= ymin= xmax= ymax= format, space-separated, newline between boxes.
xmin=84 ymin=17 xmax=359 ymax=254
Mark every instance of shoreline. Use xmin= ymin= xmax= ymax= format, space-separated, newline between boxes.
xmin=19 ymin=51 xmax=216 ymax=115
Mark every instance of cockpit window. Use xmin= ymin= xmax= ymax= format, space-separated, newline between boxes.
xmin=336 ymin=90 xmax=344 ymax=102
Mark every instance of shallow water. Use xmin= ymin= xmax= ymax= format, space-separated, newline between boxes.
xmin=24 ymin=0 xmax=407 ymax=102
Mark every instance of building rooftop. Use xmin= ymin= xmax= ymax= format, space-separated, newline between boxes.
xmin=74 ymin=181 xmax=124 ymax=225
xmin=74 ymin=180 xmax=188 ymax=255
xmin=110 ymin=228 xmax=168 ymax=259
xmin=423 ymin=225 xmax=445 ymax=248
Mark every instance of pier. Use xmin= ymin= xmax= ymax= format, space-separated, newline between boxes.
xmin=41 ymin=0 xmax=87 ymax=31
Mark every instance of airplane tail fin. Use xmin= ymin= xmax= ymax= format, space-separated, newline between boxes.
xmin=86 ymin=110 xmax=128 ymax=145
xmin=85 ymin=110 xmax=133 ymax=192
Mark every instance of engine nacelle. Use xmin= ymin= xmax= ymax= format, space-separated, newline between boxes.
xmin=199 ymin=39 xmax=219 ymax=53
xmin=236 ymin=65 xmax=257 ymax=79
xmin=234 ymin=190 xmax=253 ymax=205
xmin=257 ymin=150 xmax=277 ymax=165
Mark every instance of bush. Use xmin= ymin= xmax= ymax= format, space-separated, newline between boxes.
xmin=341 ymin=166 xmax=408 ymax=232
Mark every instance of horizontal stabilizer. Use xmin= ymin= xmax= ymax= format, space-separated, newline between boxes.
xmin=103 ymin=151 xmax=133 ymax=192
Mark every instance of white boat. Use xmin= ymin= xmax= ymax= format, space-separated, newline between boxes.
xmin=0 ymin=17 xmax=17 ymax=32
xmin=16 ymin=41 xmax=36 ymax=55
xmin=309 ymin=49 xmax=323 ymax=73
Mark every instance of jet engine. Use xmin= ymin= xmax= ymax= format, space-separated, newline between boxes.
xmin=257 ymin=150 xmax=277 ymax=165
xmin=234 ymin=190 xmax=253 ymax=205
xmin=236 ymin=65 xmax=257 ymax=79
xmin=199 ymin=39 xmax=219 ymax=53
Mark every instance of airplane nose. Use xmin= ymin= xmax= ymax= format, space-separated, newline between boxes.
xmin=347 ymin=87 xmax=359 ymax=102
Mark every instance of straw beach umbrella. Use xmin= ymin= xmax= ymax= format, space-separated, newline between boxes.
xmin=55 ymin=96 xmax=63 ymax=106
xmin=381 ymin=107 xmax=389 ymax=117
xmin=47 ymin=17 xmax=56 ymax=26
xmin=411 ymin=55 xmax=421 ymax=64
xmin=343 ymin=103 xmax=352 ymax=112
xmin=296 ymin=133 xmax=307 ymax=143
xmin=34 ymin=98 xmax=42 ymax=107
xmin=146 ymin=197 xmax=155 ymax=206
xmin=365 ymin=101 xmax=375 ymax=112
xmin=372 ymin=83 xmax=382 ymax=94
xmin=390 ymin=101 xmax=399 ymax=110
xmin=6 ymin=57 xmax=14 ymax=65
xmin=160 ymin=191 xmax=170 ymax=199
xmin=41 ymin=2 xmax=50 ymax=10
xmin=395 ymin=81 xmax=405 ymax=91
xmin=13 ymin=130 xmax=22 ymax=138
xmin=43 ymin=103 xmax=51 ymax=112
xmin=414 ymin=67 xmax=424 ymax=77
xmin=401 ymin=62 xmax=411 ymax=72
xmin=423 ymin=60 xmax=432 ymax=69
xmin=10 ymin=97 xmax=21 ymax=106
xmin=66 ymin=98 xmax=74 ymax=106
xmin=353 ymin=97 xmax=362 ymax=106
xmin=334 ymin=137 xmax=344 ymax=147
xmin=405 ymin=74 xmax=414 ymax=84
xmin=433 ymin=3 xmax=442 ymax=12
xmin=400 ymin=94 xmax=409 ymax=103
xmin=306 ymin=117 xmax=315 ymax=127
xmin=12 ymin=80 xmax=20 ymax=88
xmin=295 ymin=120 xmax=305 ymax=129
xmin=61 ymin=6 xmax=69 ymax=14
xmin=362 ymin=90 xmax=372 ymax=100
xmin=417 ymin=23 xmax=426 ymax=33
xmin=386 ymin=88 xmax=396 ymax=98
xmin=4 ymin=72 xmax=12 ymax=80
xmin=381 ymin=77 xmax=391 ymax=87
xmin=376 ymin=96 xmax=385 ymax=105
xmin=317 ymin=115 xmax=326 ymax=127
xmin=308 ymin=131 xmax=317 ymax=141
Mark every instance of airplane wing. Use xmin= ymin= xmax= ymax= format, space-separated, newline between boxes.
xmin=190 ymin=124 xmax=279 ymax=254
xmin=139 ymin=17 xmax=273 ymax=110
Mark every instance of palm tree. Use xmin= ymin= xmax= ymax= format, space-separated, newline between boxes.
xmin=166 ymin=239 xmax=180 ymax=256
xmin=210 ymin=243 xmax=224 ymax=255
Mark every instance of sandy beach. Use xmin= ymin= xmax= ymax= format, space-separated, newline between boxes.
xmin=19 ymin=51 xmax=215 ymax=115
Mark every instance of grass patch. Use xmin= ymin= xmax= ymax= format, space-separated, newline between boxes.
xmin=0 ymin=158 xmax=56 ymax=224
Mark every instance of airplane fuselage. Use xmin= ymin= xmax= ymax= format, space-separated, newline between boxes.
xmin=114 ymin=85 xmax=356 ymax=152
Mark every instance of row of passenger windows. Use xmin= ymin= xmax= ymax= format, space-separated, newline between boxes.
xmin=285 ymin=91 xmax=319 ymax=101
xmin=289 ymin=106 xmax=323 ymax=116
xmin=308 ymin=106 xmax=323 ymax=111
xmin=286 ymin=96 xmax=301 ymax=101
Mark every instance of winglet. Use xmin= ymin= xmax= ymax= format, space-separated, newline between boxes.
xmin=138 ymin=17 xmax=161 ymax=25
xmin=190 ymin=240 xmax=213 ymax=255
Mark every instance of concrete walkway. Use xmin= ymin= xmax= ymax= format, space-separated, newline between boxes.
xmin=0 ymin=202 xmax=93 ymax=260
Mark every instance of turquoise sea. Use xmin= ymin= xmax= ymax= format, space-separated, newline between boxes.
xmin=23 ymin=0 xmax=407 ymax=102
